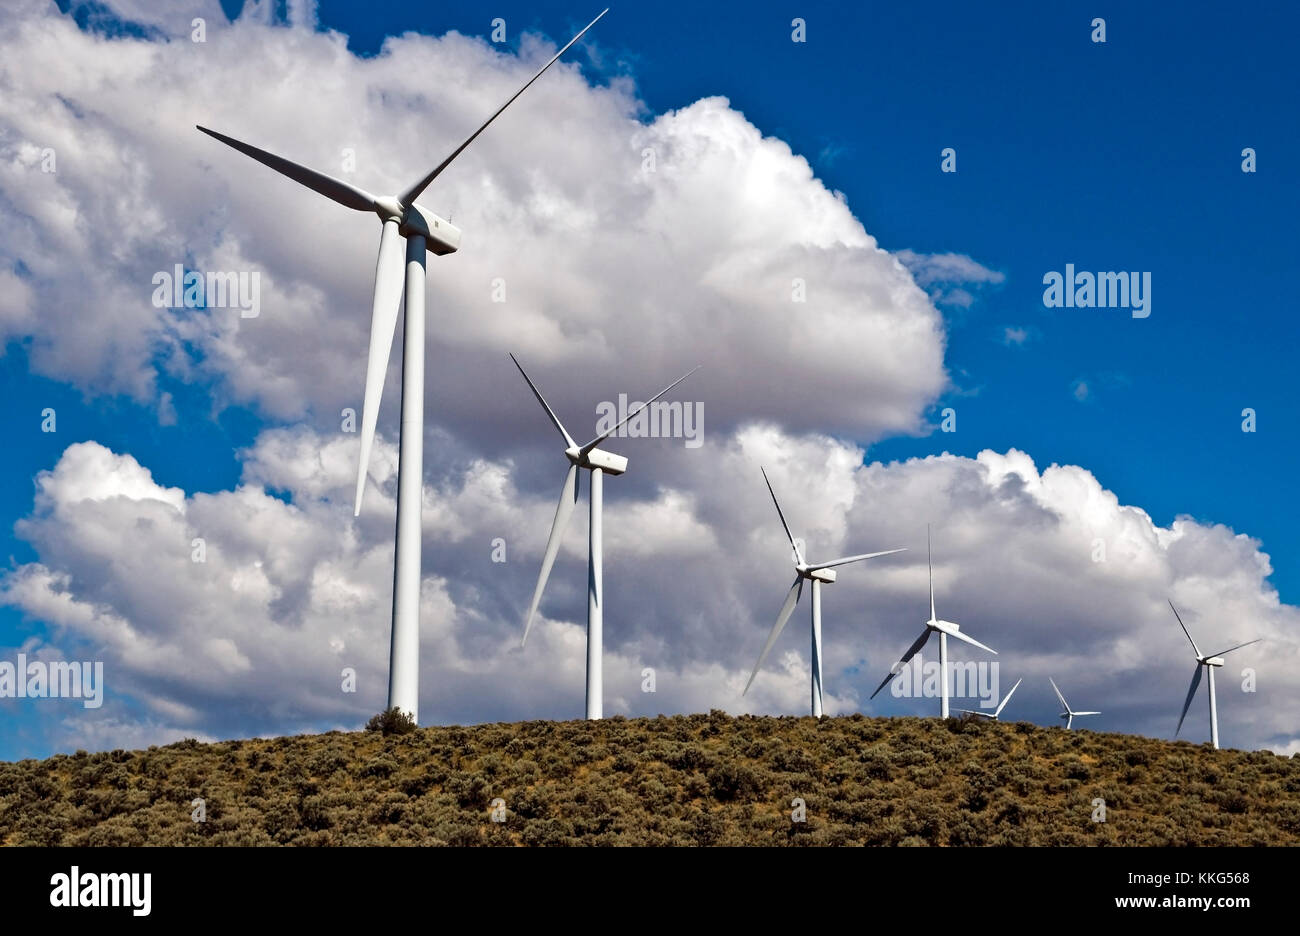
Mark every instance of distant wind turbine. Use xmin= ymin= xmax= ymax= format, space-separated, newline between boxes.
xmin=1049 ymin=677 xmax=1100 ymax=730
xmin=514 ymin=354 xmax=698 ymax=720
xmin=871 ymin=526 xmax=996 ymax=717
xmin=956 ymin=677 xmax=1021 ymax=721
xmin=1169 ymin=600 xmax=1261 ymax=749
xmin=743 ymin=467 xmax=905 ymax=717
xmin=195 ymin=11 xmax=609 ymax=724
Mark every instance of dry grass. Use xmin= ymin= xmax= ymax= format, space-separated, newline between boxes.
xmin=2 ymin=712 xmax=1296 ymax=845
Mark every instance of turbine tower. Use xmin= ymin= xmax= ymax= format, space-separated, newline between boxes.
xmin=871 ymin=526 xmax=996 ymax=718
xmin=1049 ymin=677 xmax=1100 ymax=730
xmin=514 ymin=354 xmax=698 ymax=720
xmin=1169 ymin=600 xmax=1261 ymax=749
xmin=955 ymin=677 xmax=1021 ymax=721
xmin=743 ymin=467 xmax=905 ymax=717
xmin=195 ymin=11 xmax=608 ymax=724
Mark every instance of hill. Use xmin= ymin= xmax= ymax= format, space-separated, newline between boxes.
xmin=2 ymin=712 xmax=1297 ymax=846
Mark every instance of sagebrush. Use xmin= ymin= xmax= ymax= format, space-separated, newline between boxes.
xmin=2 ymin=712 xmax=1296 ymax=846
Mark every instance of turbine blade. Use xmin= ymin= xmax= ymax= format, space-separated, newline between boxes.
xmin=510 ymin=354 xmax=576 ymax=448
xmin=1168 ymin=599 xmax=1203 ymax=658
xmin=870 ymin=627 xmax=932 ymax=699
xmin=196 ymin=126 xmax=378 ymax=213
xmin=399 ymin=9 xmax=608 ymax=206
xmin=579 ymin=365 xmax=700 ymax=455
xmin=1065 ymin=715 xmax=1073 ymax=731
xmin=742 ymin=577 xmax=804 ymax=695
xmin=1175 ymin=663 xmax=1203 ymax=737
xmin=353 ymin=220 xmax=407 ymax=514
xmin=995 ymin=677 xmax=1022 ymax=716
xmin=760 ymin=466 xmax=803 ymax=565
xmin=809 ymin=548 xmax=906 ymax=570
xmin=927 ymin=524 xmax=936 ymax=620
xmin=1209 ymin=638 xmax=1262 ymax=658
xmin=946 ymin=627 xmax=997 ymax=655
xmin=1049 ymin=677 xmax=1068 ymax=712
xmin=521 ymin=464 xmax=580 ymax=646
xmin=1073 ymin=712 xmax=1101 ymax=716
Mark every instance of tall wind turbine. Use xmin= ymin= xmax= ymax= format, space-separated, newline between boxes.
xmin=1049 ymin=677 xmax=1099 ymax=730
xmin=742 ymin=467 xmax=905 ymax=717
xmin=955 ymin=677 xmax=1021 ymax=721
xmin=195 ymin=11 xmax=608 ymax=724
xmin=514 ymin=354 xmax=698 ymax=720
xmin=871 ymin=526 xmax=996 ymax=718
xmin=1169 ymin=600 xmax=1261 ymax=749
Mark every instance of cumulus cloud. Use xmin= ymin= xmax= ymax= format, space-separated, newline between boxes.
xmin=2 ymin=0 xmax=946 ymax=445
xmin=3 ymin=433 xmax=1297 ymax=755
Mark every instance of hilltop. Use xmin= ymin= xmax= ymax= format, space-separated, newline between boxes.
xmin=2 ymin=713 xmax=1296 ymax=846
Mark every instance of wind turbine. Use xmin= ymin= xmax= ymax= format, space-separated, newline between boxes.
xmin=742 ymin=467 xmax=905 ymax=717
xmin=195 ymin=11 xmax=608 ymax=724
xmin=1169 ymin=600 xmax=1261 ymax=749
xmin=870 ymin=526 xmax=996 ymax=718
xmin=955 ymin=677 xmax=1021 ymax=721
xmin=514 ymin=354 xmax=698 ymax=720
xmin=1049 ymin=677 xmax=1100 ymax=730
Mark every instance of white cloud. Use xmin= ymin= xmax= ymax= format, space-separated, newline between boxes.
xmin=896 ymin=250 xmax=1005 ymax=288
xmin=1 ymin=1 xmax=947 ymax=442
xmin=1002 ymin=326 xmax=1029 ymax=347
xmin=3 ymin=433 xmax=1296 ymax=754
xmin=896 ymin=250 xmax=1004 ymax=311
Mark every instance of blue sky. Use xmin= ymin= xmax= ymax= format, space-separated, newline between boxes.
xmin=1 ymin=0 xmax=1296 ymax=759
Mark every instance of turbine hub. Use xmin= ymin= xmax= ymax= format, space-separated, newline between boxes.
xmin=800 ymin=566 xmax=836 ymax=583
xmin=372 ymin=195 xmax=404 ymax=221
xmin=565 ymin=446 xmax=628 ymax=476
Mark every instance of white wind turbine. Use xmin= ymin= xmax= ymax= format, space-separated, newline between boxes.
xmin=871 ymin=526 xmax=996 ymax=718
xmin=1049 ymin=677 xmax=1100 ymax=730
xmin=955 ymin=677 xmax=1021 ymax=721
xmin=742 ymin=467 xmax=905 ymax=717
xmin=514 ymin=354 xmax=698 ymax=720
xmin=1169 ymin=600 xmax=1261 ymax=749
xmin=195 ymin=11 xmax=608 ymax=724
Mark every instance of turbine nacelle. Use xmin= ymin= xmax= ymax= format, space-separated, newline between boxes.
xmin=399 ymin=202 xmax=461 ymax=255
xmin=369 ymin=196 xmax=461 ymax=254
xmin=931 ymin=619 xmax=962 ymax=636
xmin=565 ymin=445 xmax=628 ymax=475
xmin=796 ymin=564 xmax=837 ymax=583
xmin=1203 ymin=655 xmax=1225 ymax=667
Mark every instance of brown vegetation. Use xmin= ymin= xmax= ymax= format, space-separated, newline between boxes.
xmin=2 ymin=712 xmax=1296 ymax=845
